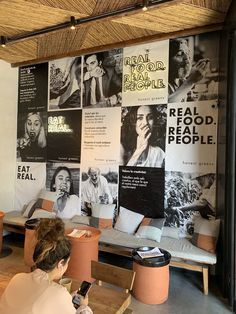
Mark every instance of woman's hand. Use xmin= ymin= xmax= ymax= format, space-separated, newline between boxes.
xmin=126 ymin=125 xmax=151 ymax=166
xmin=71 ymin=291 xmax=89 ymax=307
xmin=17 ymin=137 xmax=31 ymax=149
xmin=136 ymin=125 xmax=152 ymax=153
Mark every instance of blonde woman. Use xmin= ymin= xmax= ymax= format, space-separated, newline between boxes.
xmin=17 ymin=112 xmax=46 ymax=161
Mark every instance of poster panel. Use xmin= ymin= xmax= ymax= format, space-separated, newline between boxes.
xmin=119 ymin=166 xmax=164 ymax=218
xmin=18 ymin=62 xmax=48 ymax=113
xmin=122 ymin=40 xmax=169 ymax=106
xmin=15 ymin=162 xmax=46 ymax=210
xmin=81 ymin=164 xmax=118 ymax=216
xmin=47 ymin=109 xmax=82 ymax=162
xmin=17 ymin=111 xmax=47 ymax=162
xmin=49 ymin=57 xmax=82 ymax=110
xmin=82 ymin=48 xmax=123 ymax=108
xmin=165 ymin=100 xmax=218 ymax=173
xmin=46 ymin=162 xmax=81 ymax=219
xmin=81 ymin=107 xmax=121 ymax=164
xmin=164 ymin=170 xmax=216 ymax=237
xmin=120 ymin=104 xmax=166 ymax=167
xmin=168 ymin=31 xmax=219 ymax=103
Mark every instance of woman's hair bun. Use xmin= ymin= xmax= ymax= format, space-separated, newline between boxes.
xmin=35 ymin=218 xmax=65 ymax=242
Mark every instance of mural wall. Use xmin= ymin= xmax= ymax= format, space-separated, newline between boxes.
xmin=15 ymin=31 xmax=219 ymax=237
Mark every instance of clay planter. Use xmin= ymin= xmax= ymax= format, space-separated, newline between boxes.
xmin=0 ymin=211 xmax=5 ymax=253
xmin=65 ymin=226 xmax=101 ymax=282
xmin=133 ymin=262 xmax=170 ymax=304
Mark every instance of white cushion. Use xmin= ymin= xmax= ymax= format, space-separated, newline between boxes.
xmin=31 ymin=209 xmax=57 ymax=219
xmin=114 ymin=206 xmax=144 ymax=234
xmin=71 ymin=215 xmax=90 ymax=225
xmin=162 ymin=226 xmax=180 ymax=239
xmin=135 ymin=218 xmax=165 ymax=242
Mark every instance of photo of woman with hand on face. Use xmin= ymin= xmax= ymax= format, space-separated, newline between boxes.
xmin=120 ymin=104 xmax=166 ymax=168
xmin=50 ymin=166 xmax=81 ymax=219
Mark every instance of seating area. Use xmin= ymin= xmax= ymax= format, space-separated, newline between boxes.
xmin=0 ymin=232 xmax=231 ymax=314
xmin=3 ymin=210 xmax=217 ymax=295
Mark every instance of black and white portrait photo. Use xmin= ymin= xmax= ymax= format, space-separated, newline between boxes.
xmin=82 ymin=49 xmax=123 ymax=108
xmin=46 ymin=163 xmax=81 ymax=219
xmin=17 ymin=111 xmax=47 ymax=162
xmin=49 ymin=57 xmax=82 ymax=110
xmin=120 ymin=104 xmax=166 ymax=168
xmin=168 ymin=31 xmax=219 ymax=103
xmin=81 ymin=165 xmax=118 ymax=215
xmin=165 ymin=171 xmax=216 ymax=237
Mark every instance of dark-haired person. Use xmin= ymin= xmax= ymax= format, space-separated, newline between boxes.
xmin=50 ymin=166 xmax=81 ymax=219
xmin=120 ymin=105 xmax=165 ymax=167
xmin=83 ymin=53 xmax=122 ymax=107
xmin=168 ymin=38 xmax=209 ymax=103
xmin=0 ymin=218 xmax=92 ymax=314
xmin=17 ymin=112 xmax=46 ymax=161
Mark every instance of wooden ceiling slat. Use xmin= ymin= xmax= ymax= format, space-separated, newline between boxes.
xmin=112 ymin=3 xmax=225 ymax=32
xmin=184 ymin=0 xmax=231 ymax=12
xmin=24 ymin=0 xmax=97 ymax=15
xmin=0 ymin=39 xmax=37 ymax=63
xmin=37 ymin=25 xmax=89 ymax=58
xmin=91 ymin=0 xmax=141 ymax=15
xmin=80 ymin=21 xmax=158 ymax=50
xmin=0 ymin=0 xmax=88 ymax=32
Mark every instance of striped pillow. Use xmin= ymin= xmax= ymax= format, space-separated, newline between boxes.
xmin=135 ymin=218 xmax=165 ymax=242
xmin=34 ymin=190 xmax=57 ymax=212
xmin=191 ymin=216 xmax=220 ymax=253
xmin=90 ymin=203 xmax=116 ymax=229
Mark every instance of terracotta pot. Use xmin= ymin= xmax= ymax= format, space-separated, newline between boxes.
xmin=65 ymin=226 xmax=101 ymax=282
xmin=0 ymin=211 xmax=5 ymax=253
xmin=133 ymin=262 xmax=170 ymax=304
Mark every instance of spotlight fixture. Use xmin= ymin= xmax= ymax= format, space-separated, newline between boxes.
xmin=0 ymin=36 xmax=6 ymax=47
xmin=142 ymin=0 xmax=149 ymax=11
xmin=70 ymin=16 xmax=76 ymax=30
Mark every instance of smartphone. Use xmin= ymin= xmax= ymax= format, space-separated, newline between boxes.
xmin=72 ymin=281 xmax=92 ymax=309
xmin=78 ymin=281 xmax=92 ymax=297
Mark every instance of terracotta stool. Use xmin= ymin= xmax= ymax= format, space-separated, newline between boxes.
xmin=132 ymin=248 xmax=171 ymax=304
xmin=0 ymin=211 xmax=5 ymax=253
xmin=24 ymin=219 xmax=40 ymax=268
xmin=65 ymin=226 xmax=101 ymax=282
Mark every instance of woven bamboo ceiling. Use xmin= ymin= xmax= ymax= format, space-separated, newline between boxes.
xmin=0 ymin=0 xmax=232 ymax=67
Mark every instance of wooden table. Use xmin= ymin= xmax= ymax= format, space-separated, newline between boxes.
xmin=72 ymin=281 xmax=131 ymax=314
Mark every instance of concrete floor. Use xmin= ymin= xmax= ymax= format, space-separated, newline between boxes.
xmin=0 ymin=234 xmax=233 ymax=314
xmin=99 ymin=252 xmax=233 ymax=314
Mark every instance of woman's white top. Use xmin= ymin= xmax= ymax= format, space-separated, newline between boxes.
xmin=0 ymin=269 xmax=92 ymax=314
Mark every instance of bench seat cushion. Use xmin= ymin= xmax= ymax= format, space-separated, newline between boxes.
xmin=100 ymin=228 xmax=216 ymax=265
xmin=3 ymin=210 xmax=78 ymax=230
xmin=3 ymin=211 xmax=216 ymax=265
